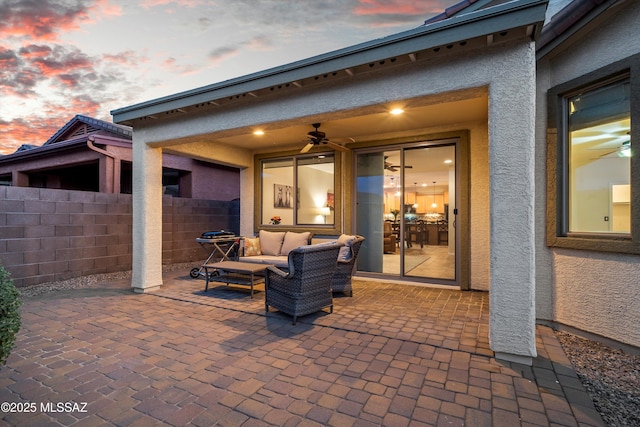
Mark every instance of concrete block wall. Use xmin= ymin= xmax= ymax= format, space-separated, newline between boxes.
xmin=162 ymin=195 xmax=240 ymax=265
xmin=0 ymin=186 xmax=239 ymax=287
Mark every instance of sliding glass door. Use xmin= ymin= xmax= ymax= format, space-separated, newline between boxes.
xmin=356 ymin=141 xmax=457 ymax=283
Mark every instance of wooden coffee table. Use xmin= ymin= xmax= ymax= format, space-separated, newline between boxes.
xmin=202 ymin=261 xmax=271 ymax=298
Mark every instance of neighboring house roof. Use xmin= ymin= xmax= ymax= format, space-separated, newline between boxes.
xmin=44 ymin=114 xmax=132 ymax=146
xmin=112 ymin=0 xmax=548 ymax=125
xmin=15 ymin=144 xmax=39 ymax=152
xmin=0 ymin=115 xmax=132 ymax=164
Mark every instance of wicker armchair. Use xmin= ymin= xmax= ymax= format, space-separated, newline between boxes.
xmin=265 ymin=242 xmax=343 ymax=325
xmin=332 ymin=235 xmax=365 ymax=297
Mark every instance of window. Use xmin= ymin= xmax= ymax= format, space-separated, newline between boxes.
xmin=259 ymin=153 xmax=336 ymax=228
xmin=567 ymin=78 xmax=630 ymax=234
xmin=547 ymin=55 xmax=639 ymax=254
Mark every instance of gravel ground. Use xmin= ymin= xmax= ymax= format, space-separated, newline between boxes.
xmin=16 ymin=263 xmax=192 ymax=298
xmin=16 ymin=272 xmax=640 ymax=425
xmin=556 ymin=331 xmax=640 ymax=427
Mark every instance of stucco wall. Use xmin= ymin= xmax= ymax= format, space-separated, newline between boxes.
xmin=0 ymin=186 xmax=239 ymax=287
xmin=551 ymin=249 xmax=640 ymax=346
xmin=537 ymin=2 xmax=640 ymax=347
xmin=468 ymin=122 xmax=491 ymax=291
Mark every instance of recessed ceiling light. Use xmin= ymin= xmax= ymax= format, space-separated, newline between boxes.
xmin=253 ymin=130 xmax=265 ymax=135
xmin=389 ymin=108 xmax=404 ymax=115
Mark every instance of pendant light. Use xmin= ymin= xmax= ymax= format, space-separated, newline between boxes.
xmin=431 ymin=181 xmax=437 ymax=209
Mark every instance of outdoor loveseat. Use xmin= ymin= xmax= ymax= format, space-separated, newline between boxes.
xmin=238 ymin=230 xmax=365 ymax=300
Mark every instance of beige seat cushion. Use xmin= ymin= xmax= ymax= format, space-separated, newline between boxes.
xmin=280 ymin=231 xmax=312 ymax=256
xmin=259 ymin=230 xmax=286 ymax=256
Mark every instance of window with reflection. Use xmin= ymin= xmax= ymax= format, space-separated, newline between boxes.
xmin=567 ymin=77 xmax=631 ymax=234
xmin=260 ymin=154 xmax=335 ymax=226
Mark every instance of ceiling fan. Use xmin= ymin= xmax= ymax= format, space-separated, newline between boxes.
xmin=588 ymin=131 xmax=631 ymax=158
xmin=598 ymin=139 xmax=631 ymax=158
xmin=384 ymin=156 xmax=413 ymax=172
xmin=300 ymin=123 xmax=351 ymax=153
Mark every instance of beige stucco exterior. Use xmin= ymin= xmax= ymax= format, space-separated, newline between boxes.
xmin=536 ymin=1 xmax=640 ymax=348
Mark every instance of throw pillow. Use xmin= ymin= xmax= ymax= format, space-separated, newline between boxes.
xmin=244 ymin=237 xmax=261 ymax=256
xmin=337 ymin=234 xmax=357 ymax=262
xmin=259 ymin=230 xmax=286 ymax=256
xmin=280 ymin=231 xmax=311 ymax=256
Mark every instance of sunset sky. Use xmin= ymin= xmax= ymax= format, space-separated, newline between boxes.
xmin=0 ymin=0 xmax=460 ymax=155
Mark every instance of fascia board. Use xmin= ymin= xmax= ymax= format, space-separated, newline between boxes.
xmin=0 ymin=139 xmax=88 ymax=164
xmin=111 ymin=0 xmax=547 ymax=124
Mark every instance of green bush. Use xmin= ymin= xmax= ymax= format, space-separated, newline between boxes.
xmin=0 ymin=265 xmax=21 ymax=365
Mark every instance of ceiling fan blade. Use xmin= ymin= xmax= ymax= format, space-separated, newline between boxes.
xmin=598 ymin=149 xmax=620 ymax=158
xmin=326 ymin=141 xmax=349 ymax=152
xmin=300 ymin=142 xmax=314 ymax=153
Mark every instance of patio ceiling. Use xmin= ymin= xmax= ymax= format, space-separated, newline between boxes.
xmin=209 ymin=94 xmax=488 ymax=154
xmin=181 ymin=92 xmax=485 ymax=189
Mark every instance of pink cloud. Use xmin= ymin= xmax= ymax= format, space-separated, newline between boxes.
xmin=0 ymin=1 xmax=120 ymax=42
xmin=93 ymin=0 xmax=123 ymax=17
xmin=0 ymin=94 xmax=106 ymax=154
xmin=102 ymin=51 xmax=149 ymax=67
xmin=354 ymin=0 xmax=444 ymax=16
xmin=0 ymin=117 xmax=60 ymax=154
xmin=20 ymin=45 xmax=93 ymax=79
xmin=160 ymin=57 xmax=200 ymax=76
xmin=0 ymin=1 xmax=92 ymax=41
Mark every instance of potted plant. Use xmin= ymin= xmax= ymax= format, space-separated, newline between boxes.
xmin=270 ymin=215 xmax=282 ymax=225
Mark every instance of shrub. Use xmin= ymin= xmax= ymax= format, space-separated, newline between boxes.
xmin=0 ymin=265 xmax=21 ymax=365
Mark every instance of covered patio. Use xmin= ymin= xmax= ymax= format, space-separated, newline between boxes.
xmin=111 ymin=0 xmax=549 ymax=364
xmin=1 ymin=272 xmax=603 ymax=426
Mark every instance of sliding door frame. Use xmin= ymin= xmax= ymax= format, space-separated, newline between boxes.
xmin=350 ymin=131 xmax=470 ymax=289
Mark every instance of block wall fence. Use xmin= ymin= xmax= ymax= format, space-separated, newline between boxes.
xmin=0 ymin=186 xmax=240 ymax=287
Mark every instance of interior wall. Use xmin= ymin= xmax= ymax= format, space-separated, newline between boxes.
xmin=570 ymin=158 xmax=630 ymax=232
xmin=262 ymin=165 xmax=294 ymax=225
xmin=298 ymin=167 xmax=334 ymax=225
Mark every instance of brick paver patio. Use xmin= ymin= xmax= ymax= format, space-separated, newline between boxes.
xmin=0 ymin=271 xmax=604 ymax=426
